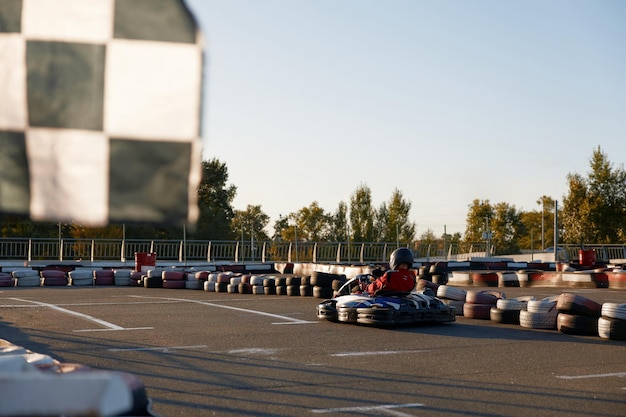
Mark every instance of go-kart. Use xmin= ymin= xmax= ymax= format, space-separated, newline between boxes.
xmin=316 ymin=274 xmax=456 ymax=326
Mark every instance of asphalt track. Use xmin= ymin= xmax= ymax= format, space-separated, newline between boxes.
xmin=1 ymin=285 xmax=625 ymax=417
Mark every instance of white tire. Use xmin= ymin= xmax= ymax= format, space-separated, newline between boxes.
xmin=519 ymin=309 xmax=558 ymax=329
xmin=601 ymin=303 xmax=626 ymax=320
xmin=204 ymin=281 xmax=216 ymax=292
xmin=527 ymin=296 xmax=558 ymax=313
xmin=436 ymin=285 xmax=467 ymax=301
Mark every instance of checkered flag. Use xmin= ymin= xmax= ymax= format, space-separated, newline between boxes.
xmin=0 ymin=0 xmax=204 ymax=226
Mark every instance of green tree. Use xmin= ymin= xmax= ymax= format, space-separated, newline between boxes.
xmin=561 ymin=147 xmax=626 ymax=244
xmin=193 ymin=158 xmax=237 ymax=240
xmin=349 ymin=184 xmax=375 ymax=242
xmin=381 ymin=188 xmax=416 ymax=243
xmin=232 ymin=205 xmax=270 ymax=242
xmin=491 ymin=202 xmax=522 ymax=255
xmin=292 ymin=202 xmax=331 ymax=242
xmin=463 ymin=199 xmax=494 ymax=245
xmin=328 ymin=201 xmax=349 ymax=242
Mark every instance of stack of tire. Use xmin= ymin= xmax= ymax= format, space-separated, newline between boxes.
xmin=274 ymin=276 xmax=287 ymax=295
xmin=464 ymin=290 xmax=505 ymax=319
xmin=0 ymin=272 xmax=15 ymax=287
xmin=429 ymin=262 xmax=448 ymax=285
xmin=68 ymin=269 xmax=93 ymax=286
xmin=250 ymin=275 xmax=265 ymax=294
xmin=310 ymin=271 xmax=345 ymax=299
xmin=214 ymin=272 xmax=233 ymax=293
xmin=129 ymin=271 xmax=144 ymax=287
xmin=228 ymin=274 xmax=243 ymax=293
xmin=40 ymin=269 xmax=68 ymax=286
xmin=114 ymin=269 xmax=131 ymax=286
xmin=490 ymin=296 xmax=535 ymax=324
xmin=520 ymin=296 xmax=559 ymax=330
xmin=598 ymin=303 xmax=626 ymax=341
xmin=12 ymin=269 xmax=40 ymax=287
xmin=143 ymin=269 xmax=163 ymax=288
xmin=556 ymin=293 xmax=602 ymax=336
xmin=237 ymin=274 xmax=253 ymax=294
xmin=184 ymin=270 xmax=206 ymax=290
xmin=94 ymin=269 xmax=115 ymax=285
xmin=262 ymin=276 xmax=276 ymax=295
xmin=436 ymin=285 xmax=467 ymax=315
xmin=203 ymin=272 xmax=218 ymax=292
xmin=162 ymin=270 xmax=186 ymax=289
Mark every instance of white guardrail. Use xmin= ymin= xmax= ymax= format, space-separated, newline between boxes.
xmin=0 ymin=238 xmax=624 ymax=265
xmin=0 ymin=238 xmax=492 ymax=264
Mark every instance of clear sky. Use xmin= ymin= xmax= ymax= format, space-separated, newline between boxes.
xmin=185 ymin=0 xmax=626 ymax=236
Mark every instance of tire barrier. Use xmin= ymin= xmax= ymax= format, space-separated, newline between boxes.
xmin=470 ymin=271 xmax=499 ymax=287
xmin=94 ymin=269 xmax=115 ymax=286
xmin=114 ymin=269 xmax=131 ymax=286
xmin=601 ymin=303 xmax=626 ymax=320
xmin=40 ymin=270 xmax=68 ymax=286
xmin=491 ymin=296 xmax=535 ymax=324
xmin=464 ymin=290 xmax=504 ymax=320
xmin=556 ymin=293 xmax=602 ymax=317
xmin=557 ymin=313 xmax=598 ymax=335
xmin=598 ymin=317 xmax=626 ymax=341
xmin=12 ymin=269 xmax=41 ymax=287
xmin=68 ymin=269 xmax=93 ymax=286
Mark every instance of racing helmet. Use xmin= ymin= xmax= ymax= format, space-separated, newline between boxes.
xmin=389 ymin=247 xmax=414 ymax=270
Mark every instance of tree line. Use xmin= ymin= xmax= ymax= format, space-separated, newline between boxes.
xmin=1 ymin=147 xmax=624 ymax=255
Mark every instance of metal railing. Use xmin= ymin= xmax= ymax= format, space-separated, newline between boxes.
xmin=0 ymin=238 xmax=623 ymax=264
xmin=0 ymin=238 xmax=481 ymax=264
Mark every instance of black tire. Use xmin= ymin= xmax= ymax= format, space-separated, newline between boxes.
xmin=490 ymin=307 xmax=520 ymax=324
xmin=275 ymin=285 xmax=287 ymax=295
xmin=286 ymin=285 xmax=301 ymax=296
xmin=263 ymin=278 xmax=275 ymax=287
xmin=215 ymin=282 xmax=228 ymax=293
xmin=286 ymin=276 xmax=301 ymax=286
xmin=144 ymin=276 xmax=162 ymax=288
xmin=557 ymin=313 xmax=598 ymax=335
xmin=556 ymin=293 xmax=602 ymax=317
xmin=263 ymin=286 xmax=276 ymax=295
xmin=310 ymin=271 xmax=336 ymax=288
xmin=301 ymin=275 xmax=312 ymax=286
xmin=313 ymin=286 xmax=334 ymax=299
xmin=274 ymin=277 xmax=287 ymax=287
xmin=299 ymin=284 xmax=313 ymax=297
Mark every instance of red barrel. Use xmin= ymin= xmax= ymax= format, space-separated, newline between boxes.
xmin=579 ymin=249 xmax=596 ymax=267
xmin=135 ymin=252 xmax=156 ymax=272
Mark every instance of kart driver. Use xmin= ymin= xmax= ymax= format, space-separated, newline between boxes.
xmin=366 ymin=247 xmax=417 ymax=295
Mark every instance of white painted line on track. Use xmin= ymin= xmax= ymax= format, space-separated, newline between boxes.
xmin=556 ymin=372 xmax=626 ymax=379
xmin=108 ymin=345 xmax=208 ymax=352
xmin=331 ymin=350 xmax=428 ymax=357
xmin=311 ymin=403 xmax=424 ymax=416
xmin=129 ymin=295 xmax=318 ymax=324
xmin=9 ymin=298 xmax=152 ymax=332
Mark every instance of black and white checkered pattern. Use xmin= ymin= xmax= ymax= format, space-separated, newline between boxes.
xmin=0 ymin=0 xmax=204 ymax=225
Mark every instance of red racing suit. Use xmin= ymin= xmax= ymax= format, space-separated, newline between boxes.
xmin=366 ymin=269 xmax=416 ymax=295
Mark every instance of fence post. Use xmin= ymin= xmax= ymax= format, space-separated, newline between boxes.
xmin=178 ymin=241 xmax=183 ymax=263
xmin=336 ymin=243 xmax=341 ymax=263
xmin=91 ymin=239 xmax=95 ymax=262
xmin=261 ymin=242 xmax=266 ymax=263
xmin=313 ymin=243 xmax=317 ymax=263
xmin=235 ymin=241 xmax=239 ymax=263
xmin=360 ymin=243 xmax=364 ymax=263
xmin=28 ymin=239 xmax=32 ymax=263
xmin=288 ymin=242 xmax=292 ymax=263
xmin=207 ymin=241 xmax=212 ymax=262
